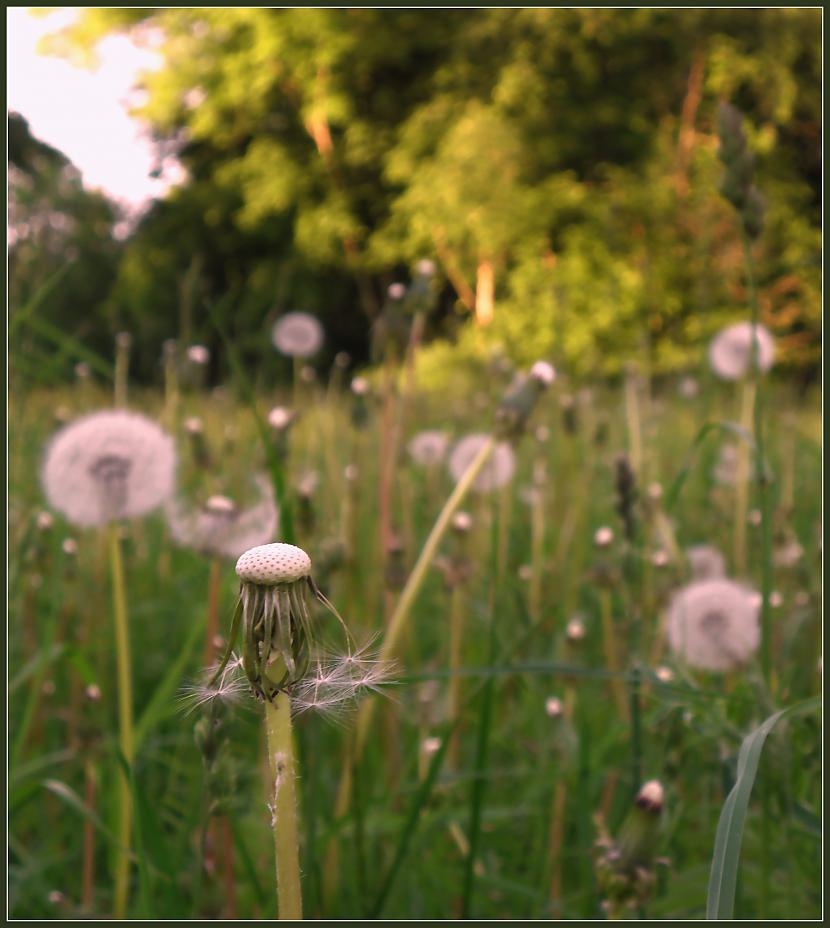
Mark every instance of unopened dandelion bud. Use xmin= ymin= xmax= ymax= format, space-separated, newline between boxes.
xmin=387 ymin=282 xmax=406 ymax=301
xmin=614 ymin=779 xmax=665 ymax=874
xmin=594 ymin=526 xmax=614 ymax=549
xmin=493 ymin=361 xmax=555 ymax=440
xmin=545 ymin=696 xmax=563 ymax=718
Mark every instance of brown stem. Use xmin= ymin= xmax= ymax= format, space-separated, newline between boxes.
xmin=203 ymin=558 xmax=223 ymax=667
xmin=220 ymin=815 xmax=237 ymax=919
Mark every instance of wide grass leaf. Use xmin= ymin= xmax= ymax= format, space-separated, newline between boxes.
xmin=706 ymin=695 xmax=820 ymax=919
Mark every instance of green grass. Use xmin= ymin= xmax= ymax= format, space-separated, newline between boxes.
xmin=8 ymin=365 xmax=822 ymax=920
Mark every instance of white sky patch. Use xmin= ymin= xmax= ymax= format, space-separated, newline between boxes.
xmin=7 ymin=7 xmax=181 ymax=211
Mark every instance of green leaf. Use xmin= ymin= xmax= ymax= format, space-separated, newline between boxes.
xmin=706 ymin=695 xmax=820 ymax=919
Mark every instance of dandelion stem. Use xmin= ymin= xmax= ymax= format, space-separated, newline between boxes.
xmin=447 ymin=583 xmax=467 ymax=772
xmin=109 ymin=522 xmax=134 ymax=919
xmin=264 ymin=693 xmax=303 ymax=920
xmin=599 ymin=590 xmax=628 ymax=721
xmin=732 ymin=379 xmax=755 ymax=575
xmin=82 ymin=759 xmax=97 ymax=913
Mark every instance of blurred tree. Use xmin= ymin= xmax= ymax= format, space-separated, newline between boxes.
xmin=31 ymin=8 xmax=821 ymax=381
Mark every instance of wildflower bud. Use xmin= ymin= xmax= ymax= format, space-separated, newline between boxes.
xmin=655 ymin=666 xmax=674 ymax=684
xmin=387 ymin=283 xmax=406 ymax=301
xmin=612 ymin=779 xmax=665 ymax=875
xmin=594 ymin=526 xmax=614 ymax=549
xmin=62 ymin=538 xmax=78 ymax=557
xmin=545 ymin=696 xmax=563 ymax=718
xmin=635 ymin=779 xmax=664 ymax=814
xmin=493 ymin=361 xmax=555 ymax=440
xmin=748 ymin=508 xmax=762 ymax=527
xmin=115 ymin=331 xmax=132 ymax=350
xmin=48 ymin=890 xmax=65 ymax=906
xmin=344 ymin=464 xmax=359 ymax=483
xmin=300 ymin=365 xmax=316 ymax=384
xmin=615 ymin=454 xmax=638 ymax=541
xmin=74 ymin=362 xmax=91 ymax=381
xmin=566 ymin=617 xmax=586 ymax=643
xmin=415 ymin=258 xmax=436 ymax=277
xmin=184 ymin=417 xmax=203 ymax=435
xmin=36 ymin=511 xmax=54 ymax=532
xmin=334 ymin=351 xmax=351 ymax=369
xmin=651 ymin=549 xmax=669 ymax=568
xmin=769 ymin=590 xmax=783 ymax=609
xmin=268 ymin=405 xmax=294 ymax=433
xmin=186 ymin=344 xmax=210 ymax=365
xmin=647 ymin=482 xmax=663 ymax=502
xmin=351 ymin=376 xmax=370 ymax=396
xmin=422 ymin=736 xmax=442 ymax=757
xmin=452 ymin=511 xmax=473 ymax=534
xmin=85 ymin=683 xmax=102 ymax=702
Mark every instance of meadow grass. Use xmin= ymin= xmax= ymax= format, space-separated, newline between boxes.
xmin=8 ymin=367 xmax=821 ymax=920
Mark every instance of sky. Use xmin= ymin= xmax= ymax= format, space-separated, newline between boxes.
xmin=7 ymin=7 xmax=181 ymax=211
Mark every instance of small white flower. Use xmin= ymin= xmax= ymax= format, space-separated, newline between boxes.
xmin=408 ymin=431 xmax=450 ymax=467
xmin=448 ymin=434 xmax=516 ymax=493
xmin=268 ymin=406 xmax=294 ymax=431
xmin=41 ymin=410 xmax=176 ymax=527
xmin=36 ymin=511 xmax=54 ymax=531
xmin=666 ymin=578 xmax=760 ymax=671
xmin=709 ymin=321 xmax=775 ymax=381
xmin=272 ymin=312 xmax=324 ymax=358
xmin=62 ymin=538 xmax=78 ymax=556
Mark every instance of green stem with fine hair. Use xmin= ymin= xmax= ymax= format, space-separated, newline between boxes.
xmin=264 ymin=694 xmax=303 ymax=920
xmin=109 ymin=523 xmax=134 ymax=919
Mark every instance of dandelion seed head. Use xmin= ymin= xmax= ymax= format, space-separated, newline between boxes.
xmin=530 ymin=360 xmax=556 ymax=386
xmin=448 ymin=434 xmax=515 ymax=493
xmin=236 ymin=542 xmax=312 ymax=585
xmin=41 ymin=410 xmax=176 ymax=527
xmin=271 ymin=312 xmax=324 ymax=358
xmin=186 ymin=344 xmax=210 ymax=365
xmin=408 ymin=430 xmax=450 ymax=467
xmin=566 ymin=617 xmax=586 ymax=642
xmin=452 ymin=511 xmax=473 ymax=534
xmin=422 ymin=736 xmax=442 ymax=756
xmin=62 ymin=538 xmax=78 ymax=556
xmin=748 ymin=508 xmax=762 ymax=527
xmin=709 ymin=321 xmax=775 ymax=381
xmin=636 ymin=780 xmax=664 ymax=813
xmin=666 ymin=578 xmax=760 ymax=671
xmin=686 ymin=545 xmax=726 ymax=581
xmin=184 ymin=416 xmax=204 ymax=435
xmin=85 ymin=683 xmax=102 ymax=702
xmin=167 ymin=476 xmax=277 ymax=560
xmin=36 ymin=511 xmax=54 ymax=531
xmin=651 ymin=549 xmax=670 ymax=568
xmin=655 ymin=666 xmax=674 ymax=683
xmin=416 ymin=258 xmax=436 ymax=277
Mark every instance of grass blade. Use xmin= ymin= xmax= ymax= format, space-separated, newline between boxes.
xmin=706 ymin=695 xmax=820 ymax=919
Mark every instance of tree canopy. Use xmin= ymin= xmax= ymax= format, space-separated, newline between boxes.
xmin=13 ymin=8 xmax=822 ymax=384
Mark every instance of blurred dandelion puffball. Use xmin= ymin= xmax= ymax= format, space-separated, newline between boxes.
xmin=448 ymin=434 xmax=516 ymax=493
xmin=236 ymin=542 xmax=312 ymax=585
xmin=594 ymin=526 xmax=615 ymax=548
xmin=666 ymin=578 xmax=760 ymax=672
xmin=41 ymin=410 xmax=176 ymax=527
xmin=186 ymin=344 xmax=210 ymax=365
xmin=271 ymin=312 xmax=324 ymax=359
xmin=387 ymin=282 xmax=406 ymax=300
xmin=408 ymin=431 xmax=450 ymax=467
xmin=708 ymin=322 xmax=775 ymax=381
xmin=686 ymin=544 xmax=726 ymax=580
xmin=166 ymin=476 xmax=278 ymax=560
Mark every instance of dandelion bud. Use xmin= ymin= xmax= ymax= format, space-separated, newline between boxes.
xmin=651 ymin=549 xmax=669 ymax=569
xmin=184 ymin=417 xmax=203 ymax=435
xmin=387 ymin=283 xmax=406 ymax=301
xmin=62 ymin=538 xmax=78 ymax=556
xmin=530 ymin=360 xmax=556 ymax=386
xmin=351 ymin=376 xmax=370 ymax=396
xmin=415 ymin=258 xmax=436 ymax=277
xmin=451 ymin=511 xmax=473 ymax=534
xmin=635 ymin=780 xmax=664 ymax=814
xmin=422 ymin=736 xmax=442 ymax=756
xmin=334 ymin=351 xmax=351 ymax=369
xmin=85 ymin=683 xmax=102 ymax=702
xmin=655 ymin=666 xmax=674 ymax=684
xmin=545 ymin=696 xmax=563 ymax=718
xmin=494 ymin=361 xmax=555 ymax=440
xmin=594 ymin=526 xmax=614 ymax=549
xmin=566 ymin=617 xmax=586 ymax=643
xmin=769 ymin=590 xmax=783 ymax=609
xmin=36 ymin=511 xmax=54 ymax=532
xmin=115 ymin=331 xmax=132 ymax=350
xmin=300 ymin=365 xmax=316 ymax=384
xmin=268 ymin=406 xmax=294 ymax=432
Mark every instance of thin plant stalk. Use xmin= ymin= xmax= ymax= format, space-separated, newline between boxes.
xmin=496 ymin=482 xmax=512 ymax=585
xmin=109 ymin=522 xmax=134 ymax=919
xmin=624 ymin=368 xmax=642 ymax=476
xmin=528 ymin=482 xmax=546 ymax=624
xmin=732 ymin=379 xmax=756 ymax=575
xmin=203 ymin=558 xmax=223 ymax=666
xmin=447 ymin=583 xmax=467 ymax=773
xmin=548 ymin=683 xmax=576 ymax=910
xmin=114 ymin=341 xmax=129 ymax=408
xmin=327 ymin=435 xmax=497 ymax=891
xmin=599 ymin=590 xmax=628 ymax=721
xmin=264 ymin=693 xmax=303 ymax=920
xmin=82 ymin=759 xmax=97 ymax=912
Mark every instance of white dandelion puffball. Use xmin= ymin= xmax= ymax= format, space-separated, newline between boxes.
xmin=186 ymin=344 xmax=210 ymax=365
xmin=448 ymin=434 xmax=516 ymax=493
xmin=708 ymin=322 xmax=775 ymax=381
xmin=236 ymin=542 xmax=312 ymax=585
xmin=666 ymin=578 xmax=760 ymax=672
xmin=388 ymin=282 xmax=406 ymax=300
xmin=594 ymin=526 xmax=614 ymax=549
xmin=530 ymin=360 xmax=556 ymax=386
xmin=416 ymin=258 xmax=436 ymax=277
xmin=166 ymin=476 xmax=278 ymax=560
xmin=271 ymin=312 xmax=324 ymax=358
xmin=41 ymin=410 xmax=176 ymax=527
xmin=268 ymin=406 xmax=294 ymax=431
xmin=545 ymin=696 xmax=563 ymax=718
xmin=408 ymin=431 xmax=450 ymax=467
xmin=686 ymin=545 xmax=726 ymax=580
